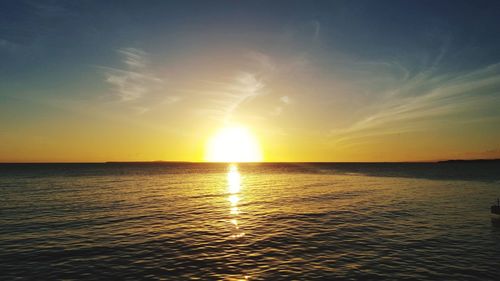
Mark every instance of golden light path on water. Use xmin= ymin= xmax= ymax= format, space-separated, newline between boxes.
xmin=226 ymin=164 xmax=251 ymax=280
xmin=227 ymin=164 xmax=245 ymax=239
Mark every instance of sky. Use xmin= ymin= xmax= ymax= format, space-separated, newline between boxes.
xmin=1 ymin=0 xmax=500 ymax=162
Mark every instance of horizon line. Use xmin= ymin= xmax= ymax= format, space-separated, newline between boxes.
xmin=1 ymin=159 xmax=500 ymax=164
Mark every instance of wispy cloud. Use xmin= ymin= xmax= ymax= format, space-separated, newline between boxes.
xmin=331 ymin=61 xmax=500 ymax=147
xmin=191 ymin=50 xmax=309 ymax=122
xmin=0 ymin=39 xmax=19 ymax=52
xmin=227 ymin=72 xmax=266 ymax=115
xmin=280 ymin=95 xmax=291 ymax=104
xmin=311 ymin=20 xmax=321 ymax=42
xmin=246 ymin=51 xmax=277 ymax=73
xmin=271 ymin=96 xmax=292 ymax=116
xmin=197 ymin=72 xmax=267 ymax=122
xmin=102 ymin=48 xmax=163 ymax=102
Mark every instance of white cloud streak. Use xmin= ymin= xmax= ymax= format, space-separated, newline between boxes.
xmin=331 ymin=62 xmax=500 ymax=147
xmin=103 ymin=48 xmax=163 ymax=102
xmin=199 ymin=72 xmax=266 ymax=122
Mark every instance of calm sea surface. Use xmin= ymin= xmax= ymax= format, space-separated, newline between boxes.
xmin=1 ymin=162 xmax=500 ymax=280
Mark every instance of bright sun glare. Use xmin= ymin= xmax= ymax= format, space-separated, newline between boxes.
xmin=205 ymin=126 xmax=263 ymax=162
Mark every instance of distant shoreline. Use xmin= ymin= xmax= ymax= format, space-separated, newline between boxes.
xmin=436 ymin=159 xmax=500 ymax=163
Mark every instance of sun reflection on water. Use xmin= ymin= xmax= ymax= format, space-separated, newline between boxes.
xmin=228 ymin=194 xmax=240 ymax=206
xmin=227 ymin=164 xmax=245 ymax=239
xmin=227 ymin=164 xmax=241 ymax=193
xmin=225 ymin=164 xmax=251 ymax=280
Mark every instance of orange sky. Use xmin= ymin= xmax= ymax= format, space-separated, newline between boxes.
xmin=2 ymin=1 xmax=500 ymax=162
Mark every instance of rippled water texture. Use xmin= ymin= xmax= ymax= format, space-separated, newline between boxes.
xmin=1 ymin=162 xmax=500 ymax=280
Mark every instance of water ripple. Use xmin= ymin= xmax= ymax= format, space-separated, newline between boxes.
xmin=1 ymin=164 xmax=500 ymax=280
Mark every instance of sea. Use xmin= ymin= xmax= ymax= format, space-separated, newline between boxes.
xmin=1 ymin=162 xmax=500 ymax=280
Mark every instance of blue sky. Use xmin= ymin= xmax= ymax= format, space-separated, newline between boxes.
xmin=1 ymin=0 xmax=500 ymax=161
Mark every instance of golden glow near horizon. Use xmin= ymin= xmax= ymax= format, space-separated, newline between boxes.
xmin=205 ymin=126 xmax=263 ymax=163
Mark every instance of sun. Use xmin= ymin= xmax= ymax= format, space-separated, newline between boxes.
xmin=205 ymin=126 xmax=263 ymax=162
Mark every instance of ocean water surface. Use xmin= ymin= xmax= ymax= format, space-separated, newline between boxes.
xmin=1 ymin=162 xmax=500 ymax=280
